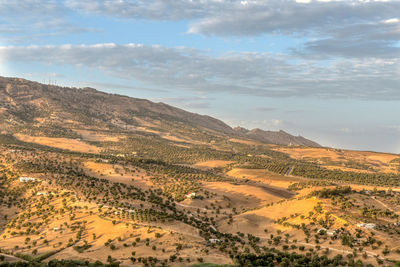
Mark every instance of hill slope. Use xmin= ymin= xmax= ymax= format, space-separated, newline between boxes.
xmin=0 ymin=76 xmax=319 ymax=147
xmin=234 ymin=127 xmax=321 ymax=147
xmin=0 ymin=77 xmax=233 ymax=134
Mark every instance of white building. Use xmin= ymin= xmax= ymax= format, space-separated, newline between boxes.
xmin=19 ymin=177 xmax=36 ymax=183
xmin=185 ymin=192 xmax=196 ymax=199
xmin=327 ymin=230 xmax=336 ymax=236
xmin=365 ymin=223 xmax=376 ymax=229
xmin=209 ymin=239 xmax=221 ymax=244
xmin=357 ymin=223 xmax=376 ymax=229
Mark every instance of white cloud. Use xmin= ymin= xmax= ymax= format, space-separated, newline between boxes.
xmin=1 ymin=43 xmax=399 ymax=100
xmin=383 ymin=18 xmax=399 ymax=24
xmin=296 ymin=0 xmax=312 ymax=3
xmin=1 ymin=0 xmax=400 ymax=58
xmin=0 ymin=0 xmax=95 ymax=44
xmin=63 ymin=0 xmax=400 ymax=58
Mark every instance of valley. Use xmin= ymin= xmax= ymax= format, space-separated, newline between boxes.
xmin=1 ymin=77 xmax=400 ymax=266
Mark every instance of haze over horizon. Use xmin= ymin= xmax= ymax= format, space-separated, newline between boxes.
xmin=0 ymin=0 xmax=399 ymax=153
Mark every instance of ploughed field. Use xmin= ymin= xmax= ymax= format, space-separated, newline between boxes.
xmin=1 ymin=132 xmax=400 ymax=266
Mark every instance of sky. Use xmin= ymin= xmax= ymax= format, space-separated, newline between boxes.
xmin=0 ymin=0 xmax=399 ymax=153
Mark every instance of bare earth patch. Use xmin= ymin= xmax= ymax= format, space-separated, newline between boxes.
xmin=227 ymin=168 xmax=304 ymax=188
xmin=219 ymin=198 xmax=319 ymax=236
xmin=229 ymin=138 xmax=261 ymax=145
xmin=83 ymin=161 xmax=154 ymax=188
xmin=275 ymin=147 xmax=400 ymax=173
xmin=14 ymin=134 xmax=101 ymax=154
xmin=194 ymin=160 xmax=235 ymax=168
xmin=203 ymin=181 xmax=283 ymax=205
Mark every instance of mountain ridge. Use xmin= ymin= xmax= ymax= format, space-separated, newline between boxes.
xmin=233 ymin=127 xmax=321 ymax=147
xmin=0 ymin=76 xmax=320 ymax=147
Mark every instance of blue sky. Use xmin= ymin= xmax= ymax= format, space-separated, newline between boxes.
xmin=1 ymin=0 xmax=400 ymax=153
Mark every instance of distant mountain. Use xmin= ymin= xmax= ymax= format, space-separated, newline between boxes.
xmin=0 ymin=77 xmax=234 ymax=135
xmin=233 ymin=127 xmax=321 ymax=147
xmin=0 ymin=76 xmax=320 ymax=147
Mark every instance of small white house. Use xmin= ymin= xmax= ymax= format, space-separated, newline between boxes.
xmin=365 ymin=223 xmax=376 ymax=229
xmin=327 ymin=230 xmax=336 ymax=236
xmin=185 ymin=192 xmax=196 ymax=199
xmin=209 ymin=239 xmax=221 ymax=244
xmin=19 ymin=177 xmax=36 ymax=183
xmin=357 ymin=223 xmax=376 ymax=229
xmin=36 ymin=192 xmax=48 ymax=196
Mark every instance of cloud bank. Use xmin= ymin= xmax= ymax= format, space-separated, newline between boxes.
xmin=1 ymin=0 xmax=399 ymax=58
xmin=66 ymin=0 xmax=400 ymax=58
xmin=1 ymin=43 xmax=399 ymax=100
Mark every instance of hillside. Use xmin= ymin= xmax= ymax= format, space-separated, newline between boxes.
xmin=233 ymin=127 xmax=321 ymax=147
xmin=1 ymin=77 xmax=400 ymax=266
xmin=0 ymin=77 xmax=233 ymax=136
xmin=0 ymin=76 xmax=319 ymax=148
